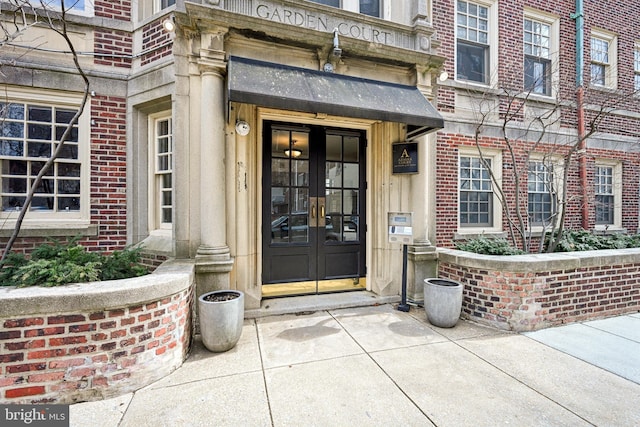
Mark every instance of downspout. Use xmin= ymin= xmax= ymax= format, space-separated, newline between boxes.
xmin=573 ymin=0 xmax=589 ymax=229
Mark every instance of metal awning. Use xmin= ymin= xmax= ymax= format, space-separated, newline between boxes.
xmin=227 ymin=56 xmax=444 ymax=139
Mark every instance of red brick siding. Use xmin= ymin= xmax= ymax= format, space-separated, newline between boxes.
xmin=94 ymin=0 xmax=131 ymax=21
xmin=90 ymin=95 xmax=128 ymax=252
xmin=432 ymin=0 xmax=640 ymax=130
xmin=141 ymin=20 xmax=173 ymax=66
xmin=0 ymin=288 xmax=193 ymax=404
xmin=439 ymin=258 xmax=640 ymax=331
xmin=0 ymin=95 xmax=129 ymax=256
xmin=434 ymin=132 xmax=640 ymax=249
xmin=94 ymin=29 xmax=133 ymax=68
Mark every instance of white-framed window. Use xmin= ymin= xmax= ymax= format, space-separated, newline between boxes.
xmin=153 ymin=0 xmax=176 ymax=14
xmin=528 ymin=159 xmax=557 ymax=227
xmin=0 ymin=88 xmax=89 ymax=223
xmin=594 ymin=161 xmax=622 ymax=229
xmin=45 ymin=0 xmax=94 ymax=17
xmin=524 ymin=13 xmax=556 ymax=96
xmin=634 ymin=42 xmax=640 ymax=92
xmin=456 ymin=0 xmax=493 ymax=85
xmin=309 ymin=0 xmax=382 ymax=18
xmin=149 ymin=113 xmax=173 ymax=232
xmin=458 ymin=148 xmax=502 ymax=233
xmin=590 ymin=29 xmax=617 ymax=89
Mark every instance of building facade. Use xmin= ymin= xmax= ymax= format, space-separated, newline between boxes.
xmin=1 ymin=0 xmax=639 ymax=309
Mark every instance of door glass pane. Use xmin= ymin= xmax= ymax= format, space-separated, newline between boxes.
xmin=343 ymin=191 xmax=358 ymax=215
xmin=326 ymin=188 xmax=342 ymax=216
xmin=343 ymin=136 xmax=358 ymax=162
xmin=291 ymin=159 xmax=309 ymax=186
xmin=271 ymin=187 xmax=288 ymax=218
xmin=326 ymin=214 xmax=342 ymax=242
xmin=290 ymin=210 xmax=309 ymax=242
xmin=271 ymin=159 xmax=289 ymax=186
xmin=326 ymin=162 xmax=342 ymax=188
xmin=291 ymin=187 xmax=308 ymax=215
xmin=326 ymin=134 xmax=341 ymax=161
xmin=343 ymin=163 xmax=359 ymax=188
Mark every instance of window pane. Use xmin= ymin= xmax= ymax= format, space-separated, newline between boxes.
xmin=2 ymin=122 xmax=24 ymax=138
xmin=309 ymin=0 xmax=340 ymax=6
xmin=459 ymin=155 xmax=493 ymax=226
xmin=28 ymin=124 xmax=52 ymax=140
xmin=0 ymin=103 xmax=25 ymax=120
xmin=360 ymin=0 xmax=380 ymax=17
xmin=28 ymin=106 xmax=52 ymax=122
xmin=457 ymin=41 xmax=488 ymax=83
xmin=525 ymin=56 xmax=551 ymax=95
xmin=0 ymin=140 xmax=23 ymax=156
xmin=591 ymin=64 xmax=605 ymax=85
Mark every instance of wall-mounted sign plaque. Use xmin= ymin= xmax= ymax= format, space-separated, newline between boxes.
xmin=392 ymin=142 xmax=418 ymax=174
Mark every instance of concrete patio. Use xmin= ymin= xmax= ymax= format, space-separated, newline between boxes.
xmin=70 ymin=305 xmax=640 ymax=426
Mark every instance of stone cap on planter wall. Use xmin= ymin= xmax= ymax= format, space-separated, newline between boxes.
xmin=437 ymin=247 xmax=640 ymax=272
xmin=0 ymin=259 xmax=195 ymax=318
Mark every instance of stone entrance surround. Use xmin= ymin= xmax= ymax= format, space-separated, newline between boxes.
xmin=0 ymin=261 xmax=194 ymax=404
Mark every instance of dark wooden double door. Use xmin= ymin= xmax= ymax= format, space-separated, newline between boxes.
xmin=262 ymin=122 xmax=366 ymax=297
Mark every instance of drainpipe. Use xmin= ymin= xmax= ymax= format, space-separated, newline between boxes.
xmin=573 ymin=0 xmax=589 ymax=229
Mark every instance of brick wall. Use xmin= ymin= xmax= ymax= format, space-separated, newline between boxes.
xmin=0 ymin=286 xmax=193 ymax=403
xmin=434 ymin=132 xmax=640 ymax=249
xmin=89 ymin=95 xmax=128 ymax=252
xmin=94 ymin=0 xmax=132 ymax=21
xmin=94 ymin=29 xmax=133 ymax=68
xmin=438 ymin=249 xmax=640 ymax=331
xmin=141 ymin=19 xmax=174 ymax=66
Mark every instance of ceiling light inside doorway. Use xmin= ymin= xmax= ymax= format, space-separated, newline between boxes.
xmin=284 ymin=149 xmax=302 ymax=158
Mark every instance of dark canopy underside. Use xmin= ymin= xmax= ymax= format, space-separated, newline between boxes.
xmin=228 ymin=56 xmax=444 ymax=139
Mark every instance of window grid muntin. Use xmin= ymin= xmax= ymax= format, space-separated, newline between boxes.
xmin=459 ymin=156 xmax=493 ymax=227
xmin=595 ymin=166 xmax=614 ymax=225
xmin=523 ymin=18 xmax=552 ymax=95
xmin=528 ymin=161 xmax=555 ymax=225
xmin=591 ymin=37 xmax=610 ymax=86
xmin=456 ymin=1 xmax=490 ymax=84
xmin=524 ymin=19 xmax=550 ymax=58
xmin=155 ymin=117 xmax=173 ymax=225
xmin=1 ymin=102 xmax=81 ymax=213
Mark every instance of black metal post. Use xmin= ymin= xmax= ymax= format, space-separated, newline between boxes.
xmin=398 ymin=244 xmax=410 ymax=312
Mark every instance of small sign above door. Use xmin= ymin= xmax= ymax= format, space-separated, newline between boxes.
xmin=392 ymin=142 xmax=418 ymax=174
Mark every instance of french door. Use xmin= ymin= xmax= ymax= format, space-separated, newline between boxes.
xmin=262 ymin=121 xmax=366 ymax=297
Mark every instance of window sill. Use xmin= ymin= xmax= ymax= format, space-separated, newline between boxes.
xmin=588 ymin=84 xmax=618 ymax=93
xmin=0 ymin=223 xmax=97 ymax=238
xmin=454 ymin=231 xmax=507 ymax=240
xmin=594 ymin=226 xmax=627 ymax=235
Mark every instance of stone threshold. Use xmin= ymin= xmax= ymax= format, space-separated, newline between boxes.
xmin=245 ymin=291 xmax=401 ymax=319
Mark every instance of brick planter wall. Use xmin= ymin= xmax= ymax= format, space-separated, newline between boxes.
xmin=0 ymin=261 xmax=194 ymax=404
xmin=438 ymin=249 xmax=640 ymax=331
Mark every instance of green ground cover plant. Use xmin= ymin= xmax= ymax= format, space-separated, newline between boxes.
xmin=456 ymin=230 xmax=640 ymax=255
xmin=0 ymin=238 xmax=148 ymax=287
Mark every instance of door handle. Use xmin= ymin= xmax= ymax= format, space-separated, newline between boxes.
xmin=318 ymin=197 xmax=326 ymax=228
xmin=309 ymin=197 xmax=318 ymax=227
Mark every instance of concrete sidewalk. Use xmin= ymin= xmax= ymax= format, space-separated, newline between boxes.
xmin=70 ymin=305 xmax=640 ymax=427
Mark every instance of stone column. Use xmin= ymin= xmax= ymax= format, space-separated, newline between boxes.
xmin=195 ymin=48 xmax=234 ymax=296
xmin=407 ymin=131 xmax=437 ymax=304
